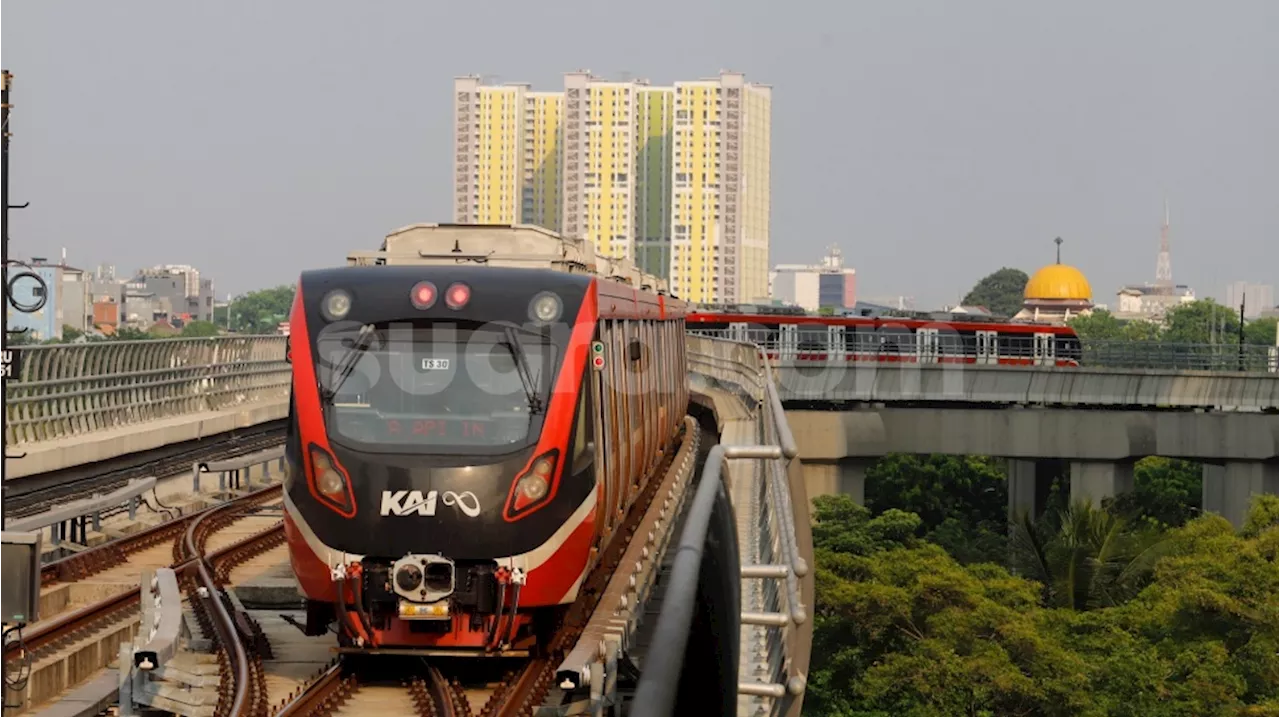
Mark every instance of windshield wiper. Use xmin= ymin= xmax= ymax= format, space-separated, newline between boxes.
xmin=502 ymin=327 xmax=544 ymax=415
xmin=322 ymin=324 xmax=375 ymax=403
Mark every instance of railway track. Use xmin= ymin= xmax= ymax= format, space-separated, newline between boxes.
xmin=272 ymin=420 xmax=699 ymax=717
xmin=1 ymin=485 xmax=287 ymax=715
xmin=4 ymin=421 xmax=285 ymax=517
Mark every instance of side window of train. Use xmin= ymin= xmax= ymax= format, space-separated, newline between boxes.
xmin=572 ymin=375 xmax=592 ymax=471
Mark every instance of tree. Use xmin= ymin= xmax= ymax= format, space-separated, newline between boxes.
xmin=180 ymin=320 xmax=221 ymax=338
xmin=1111 ymin=457 xmax=1203 ymax=529
xmin=61 ymin=325 xmax=84 ymax=342
xmin=864 ymin=454 xmax=1009 ymax=564
xmin=962 ymin=267 xmax=1029 ymax=318
xmin=1244 ymin=316 xmax=1277 ymax=346
xmin=1164 ymin=299 xmax=1241 ymax=344
xmin=1069 ymin=308 xmax=1123 ymax=340
xmin=228 ymin=285 xmax=294 ymax=334
xmin=1011 ymin=500 xmax=1169 ymax=611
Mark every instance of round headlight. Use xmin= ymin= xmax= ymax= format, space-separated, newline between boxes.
xmin=322 ymin=290 xmax=352 ymax=321
xmin=517 ymin=474 xmax=549 ymax=502
xmin=529 ymin=292 xmax=563 ymax=323
xmin=395 ymin=564 xmax=423 ymax=592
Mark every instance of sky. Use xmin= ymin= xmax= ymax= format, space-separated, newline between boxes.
xmin=1 ymin=0 xmax=1276 ymax=309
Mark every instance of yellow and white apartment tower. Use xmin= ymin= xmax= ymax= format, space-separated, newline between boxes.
xmin=560 ymin=72 xmax=674 ymax=276
xmin=669 ymin=72 xmax=772 ymax=305
xmin=452 ymin=76 xmax=563 ymax=230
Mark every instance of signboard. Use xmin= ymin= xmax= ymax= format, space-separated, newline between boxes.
xmin=1 ymin=349 xmax=19 ymax=380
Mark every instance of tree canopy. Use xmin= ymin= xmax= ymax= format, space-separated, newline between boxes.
xmin=215 ymin=285 xmax=295 ymax=334
xmin=1069 ymin=301 xmax=1276 ymax=346
xmin=962 ymin=267 xmax=1029 ymax=317
xmin=806 ymin=494 xmax=1279 ymax=716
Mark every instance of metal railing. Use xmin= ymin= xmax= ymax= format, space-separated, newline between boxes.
xmin=689 ymin=328 xmax=1279 ymax=373
xmin=633 ymin=335 xmax=813 ymax=717
xmin=4 ymin=336 xmax=289 ymax=445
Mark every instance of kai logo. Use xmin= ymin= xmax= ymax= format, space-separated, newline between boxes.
xmin=379 ymin=490 xmax=481 ymax=518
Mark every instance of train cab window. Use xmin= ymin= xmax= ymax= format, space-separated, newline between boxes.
xmin=316 ymin=323 xmax=557 ymax=452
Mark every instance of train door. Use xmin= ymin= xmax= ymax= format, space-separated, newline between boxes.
xmin=976 ymin=330 xmax=998 ymax=365
xmin=1033 ymin=332 xmax=1055 ymax=367
xmin=916 ymin=328 xmax=940 ymax=364
xmin=779 ymin=323 xmax=798 ymax=361
xmin=590 ymin=323 xmax=614 ymax=541
xmin=827 ymin=325 xmax=844 ymax=363
xmin=728 ymin=322 xmax=749 ymax=344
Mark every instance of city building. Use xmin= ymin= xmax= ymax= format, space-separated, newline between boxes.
xmin=1014 ymin=246 xmax=1095 ymax=324
xmin=132 ymin=264 xmax=214 ymax=324
xmin=770 ymin=245 xmax=856 ymax=312
xmin=1113 ymin=283 xmax=1195 ymax=320
xmin=452 ymin=77 xmax=563 ymax=230
xmin=1223 ymin=281 xmax=1276 ymax=318
xmin=4 ymin=256 xmax=91 ymax=341
xmin=452 ymin=70 xmax=771 ymax=299
xmin=669 ymin=71 xmax=771 ymax=304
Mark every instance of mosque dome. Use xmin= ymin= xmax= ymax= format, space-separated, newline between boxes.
xmin=1024 ymin=263 xmax=1092 ymax=302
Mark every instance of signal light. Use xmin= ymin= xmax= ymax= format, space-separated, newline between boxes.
xmin=410 ymin=281 xmax=437 ymax=310
xmin=445 ymin=283 xmax=471 ymax=310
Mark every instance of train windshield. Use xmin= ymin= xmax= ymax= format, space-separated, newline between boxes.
xmin=316 ymin=322 xmax=557 ymax=452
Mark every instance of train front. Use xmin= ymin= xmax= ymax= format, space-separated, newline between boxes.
xmin=283 ymin=265 xmax=599 ymax=654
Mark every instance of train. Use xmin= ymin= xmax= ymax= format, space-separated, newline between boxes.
xmin=282 ymin=224 xmax=689 ymax=655
xmin=685 ymin=308 xmax=1083 ymax=367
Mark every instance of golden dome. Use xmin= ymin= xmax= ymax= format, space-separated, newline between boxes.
xmin=1024 ymin=263 xmax=1092 ymax=302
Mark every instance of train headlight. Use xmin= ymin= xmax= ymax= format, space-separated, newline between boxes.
xmin=321 ymin=290 xmax=352 ymax=322
xmin=516 ymin=456 xmax=553 ymax=502
xmin=529 ymin=292 xmax=563 ymax=323
xmin=395 ymin=563 xmax=423 ymax=592
xmin=311 ymin=450 xmax=345 ymax=498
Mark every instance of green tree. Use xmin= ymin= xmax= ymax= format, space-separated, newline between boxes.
xmin=1244 ymin=316 xmax=1277 ymax=346
xmin=1121 ymin=318 xmax=1164 ymax=342
xmin=962 ymin=267 xmax=1029 ymax=318
xmin=864 ymin=454 xmax=1009 ymax=564
xmin=1164 ymin=299 xmax=1241 ymax=344
xmin=61 ymin=325 xmax=84 ymax=342
xmin=1068 ymin=308 xmax=1123 ymax=340
xmin=807 ymin=495 xmax=1094 ymax=717
xmin=1111 ymin=457 xmax=1203 ymax=529
xmin=113 ymin=326 xmax=152 ymax=341
xmin=1011 ymin=500 xmax=1169 ymax=611
xmin=180 ymin=320 xmax=221 ymax=337
xmin=228 ymin=285 xmax=294 ymax=334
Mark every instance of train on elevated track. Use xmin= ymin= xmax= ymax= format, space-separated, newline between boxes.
xmin=686 ymin=303 xmax=1083 ymax=367
xmin=283 ymin=224 xmax=689 ymax=655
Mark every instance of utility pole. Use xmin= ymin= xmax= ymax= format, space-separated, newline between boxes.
xmin=1238 ymin=297 xmax=1246 ymax=371
xmin=2 ymin=70 xmax=11 ymax=522
xmin=2 ymin=70 xmax=12 ymax=525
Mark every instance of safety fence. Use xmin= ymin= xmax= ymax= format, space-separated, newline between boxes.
xmin=4 ymin=336 xmax=290 ymax=446
xmin=634 ymin=335 xmax=814 ymax=717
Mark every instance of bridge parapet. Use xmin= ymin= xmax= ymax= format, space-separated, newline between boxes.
xmin=5 ymin=337 xmax=290 ymax=446
xmin=635 ymin=335 xmax=814 ymax=717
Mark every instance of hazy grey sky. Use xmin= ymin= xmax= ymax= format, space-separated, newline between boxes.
xmin=3 ymin=1 xmax=1276 ymax=308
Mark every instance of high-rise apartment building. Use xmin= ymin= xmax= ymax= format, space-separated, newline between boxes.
xmin=669 ymin=72 xmax=771 ymax=304
xmin=451 ymin=70 xmax=769 ymax=300
xmin=452 ymin=78 xmax=563 ymax=228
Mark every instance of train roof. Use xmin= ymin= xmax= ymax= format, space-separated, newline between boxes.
xmin=345 ymin=223 xmax=672 ymax=295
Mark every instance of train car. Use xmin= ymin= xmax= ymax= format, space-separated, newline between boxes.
xmin=685 ymin=310 xmax=1082 ymax=367
xmin=283 ymin=224 xmax=689 ymax=655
